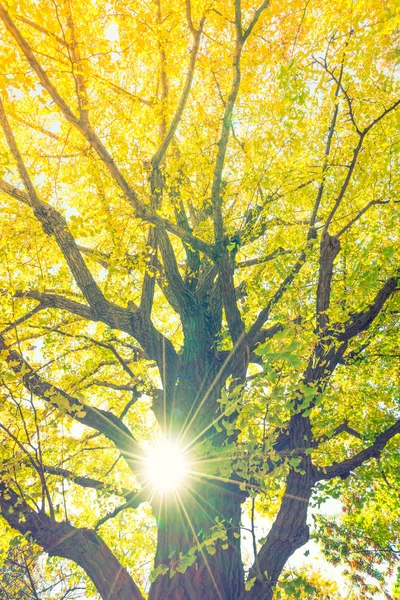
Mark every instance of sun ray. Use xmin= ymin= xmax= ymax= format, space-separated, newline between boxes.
xmin=181 ymin=391 xmax=243 ymax=454
xmin=162 ymin=335 xmax=167 ymax=434
xmin=184 ymin=481 xmax=227 ymax=524
xmin=106 ymin=565 xmax=123 ymax=600
xmin=177 ymin=331 xmax=246 ymax=446
xmin=188 ymin=469 xmax=265 ymax=495
xmin=174 ymin=491 xmax=224 ymax=600
xmin=175 ymin=363 xmax=214 ymax=441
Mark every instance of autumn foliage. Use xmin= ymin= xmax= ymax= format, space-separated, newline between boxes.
xmin=0 ymin=0 xmax=399 ymax=599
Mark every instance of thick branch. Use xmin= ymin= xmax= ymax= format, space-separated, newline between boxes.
xmin=316 ymin=419 xmax=400 ymax=480
xmin=0 ymin=482 xmax=144 ymax=600
xmin=140 ymin=225 xmax=158 ymax=320
xmin=337 ymin=273 xmax=399 ymax=341
xmin=0 ymin=104 xmax=107 ymax=314
xmin=316 ymin=233 xmax=340 ymax=330
xmin=0 ymin=334 xmax=145 ymax=476
xmin=157 ymin=228 xmax=191 ymax=314
xmin=218 ymin=267 xmax=243 ymax=345
xmin=151 ymin=16 xmax=205 ymax=169
xmin=245 ymin=466 xmax=313 ymax=599
xmin=14 ymin=290 xmax=95 ymax=321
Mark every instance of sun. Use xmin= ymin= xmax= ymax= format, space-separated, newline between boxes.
xmin=145 ymin=440 xmax=188 ymax=495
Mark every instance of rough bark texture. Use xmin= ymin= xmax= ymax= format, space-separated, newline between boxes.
xmin=0 ymin=481 xmax=144 ymax=600
xmin=149 ymin=483 xmax=244 ymax=600
xmin=245 ymin=469 xmax=314 ymax=600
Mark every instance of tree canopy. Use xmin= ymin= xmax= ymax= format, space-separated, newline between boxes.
xmin=0 ymin=0 xmax=399 ymax=598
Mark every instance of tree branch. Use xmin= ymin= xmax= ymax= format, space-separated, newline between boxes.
xmin=0 ymin=5 xmax=214 ymax=258
xmin=151 ymin=16 xmax=205 ymax=169
xmin=247 ymin=253 xmax=307 ymax=346
xmin=64 ymin=1 xmax=90 ymax=124
xmin=0 ymin=481 xmax=144 ymax=600
xmin=247 ymin=323 xmax=284 ymax=352
xmin=157 ymin=228 xmax=192 ymax=315
xmin=237 ymin=247 xmax=290 ymax=268
xmin=313 ymin=420 xmax=363 ymax=447
xmin=316 ymin=418 xmax=400 ymax=480
xmin=14 ymin=290 xmax=95 ymax=321
xmin=211 ymin=0 xmax=243 ymax=242
xmin=314 ymin=50 xmax=361 ymax=137
xmin=0 ymin=102 xmax=107 ymax=314
xmin=337 ymin=273 xmax=399 ymax=342
xmin=42 ymin=464 xmax=112 ymax=491
xmin=323 ymin=135 xmax=364 ymax=234
xmin=88 ymin=380 xmax=139 ymax=392
xmin=309 ymin=57 xmax=345 ymax=227
xmin=336 ymin=199 xmax=389 ymax=238
xmin=94 ymin=488 xmax=148 ymax=530
xmin=316 ymin=233 xmax=341 ymax=330
xmin=13 ymin=289 xmax=179 ymax=403
xmin=242 ymin=0 xmax=270 ymax=42
xmin=323 ymin=97 xmax=399 ymax=235
xmin=0 ymin=334 xmax=145 ymax=477
xmin=0 ymin=304 xmax=45 ymax=335
xmin=15 ymin=14 xmax=66 ymax=46
xmin=140 ymin=225 xmax=158 ymax=320
xmin=362 ymin=98 xmax=400 ymax=135
xmin=40 ymin=464 xmax=146 ymax=508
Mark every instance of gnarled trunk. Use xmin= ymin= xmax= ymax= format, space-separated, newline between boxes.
xmin=149 ymin=359 xmax=245 ymax=600
xmin=149 ymin=481 xmax=244 ymax=600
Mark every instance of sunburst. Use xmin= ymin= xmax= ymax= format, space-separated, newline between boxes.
xmin=144 ymin=439 xmax=189 ymax=495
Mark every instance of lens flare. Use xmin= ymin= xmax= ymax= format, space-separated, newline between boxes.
xmin=145 ymin=440 xmax=188 ymax=494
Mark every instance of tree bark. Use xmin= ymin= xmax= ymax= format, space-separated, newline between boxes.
xmin=149 ymin=481 xmax=244 ymax=600
xmin=0 ymin=482 xmax=144 ymax=600
xmin=149 ymin=364 xmax=245 ymax=600
xmin=245 ymin=469 xmax=313 ymax=600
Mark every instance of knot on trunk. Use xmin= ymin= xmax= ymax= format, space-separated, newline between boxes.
xmin=292 ymin=524 xmax=310 ymax=548
xmin=320 ymin=233 xmax=340 ymax=264
xmin=34 ymin=203 xmax=67 ymax=236
xmin=317 ymin=234 xmax=341 ymax=328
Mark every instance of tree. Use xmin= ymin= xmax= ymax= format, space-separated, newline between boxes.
xmin=0 ymin=0 xmax=398 ymax=598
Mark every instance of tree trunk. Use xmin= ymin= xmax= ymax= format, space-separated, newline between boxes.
xmin=149 ymin=481 xmax=244 ymax=600
xmin=149 ymin=355 xmax=245 ymax=600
